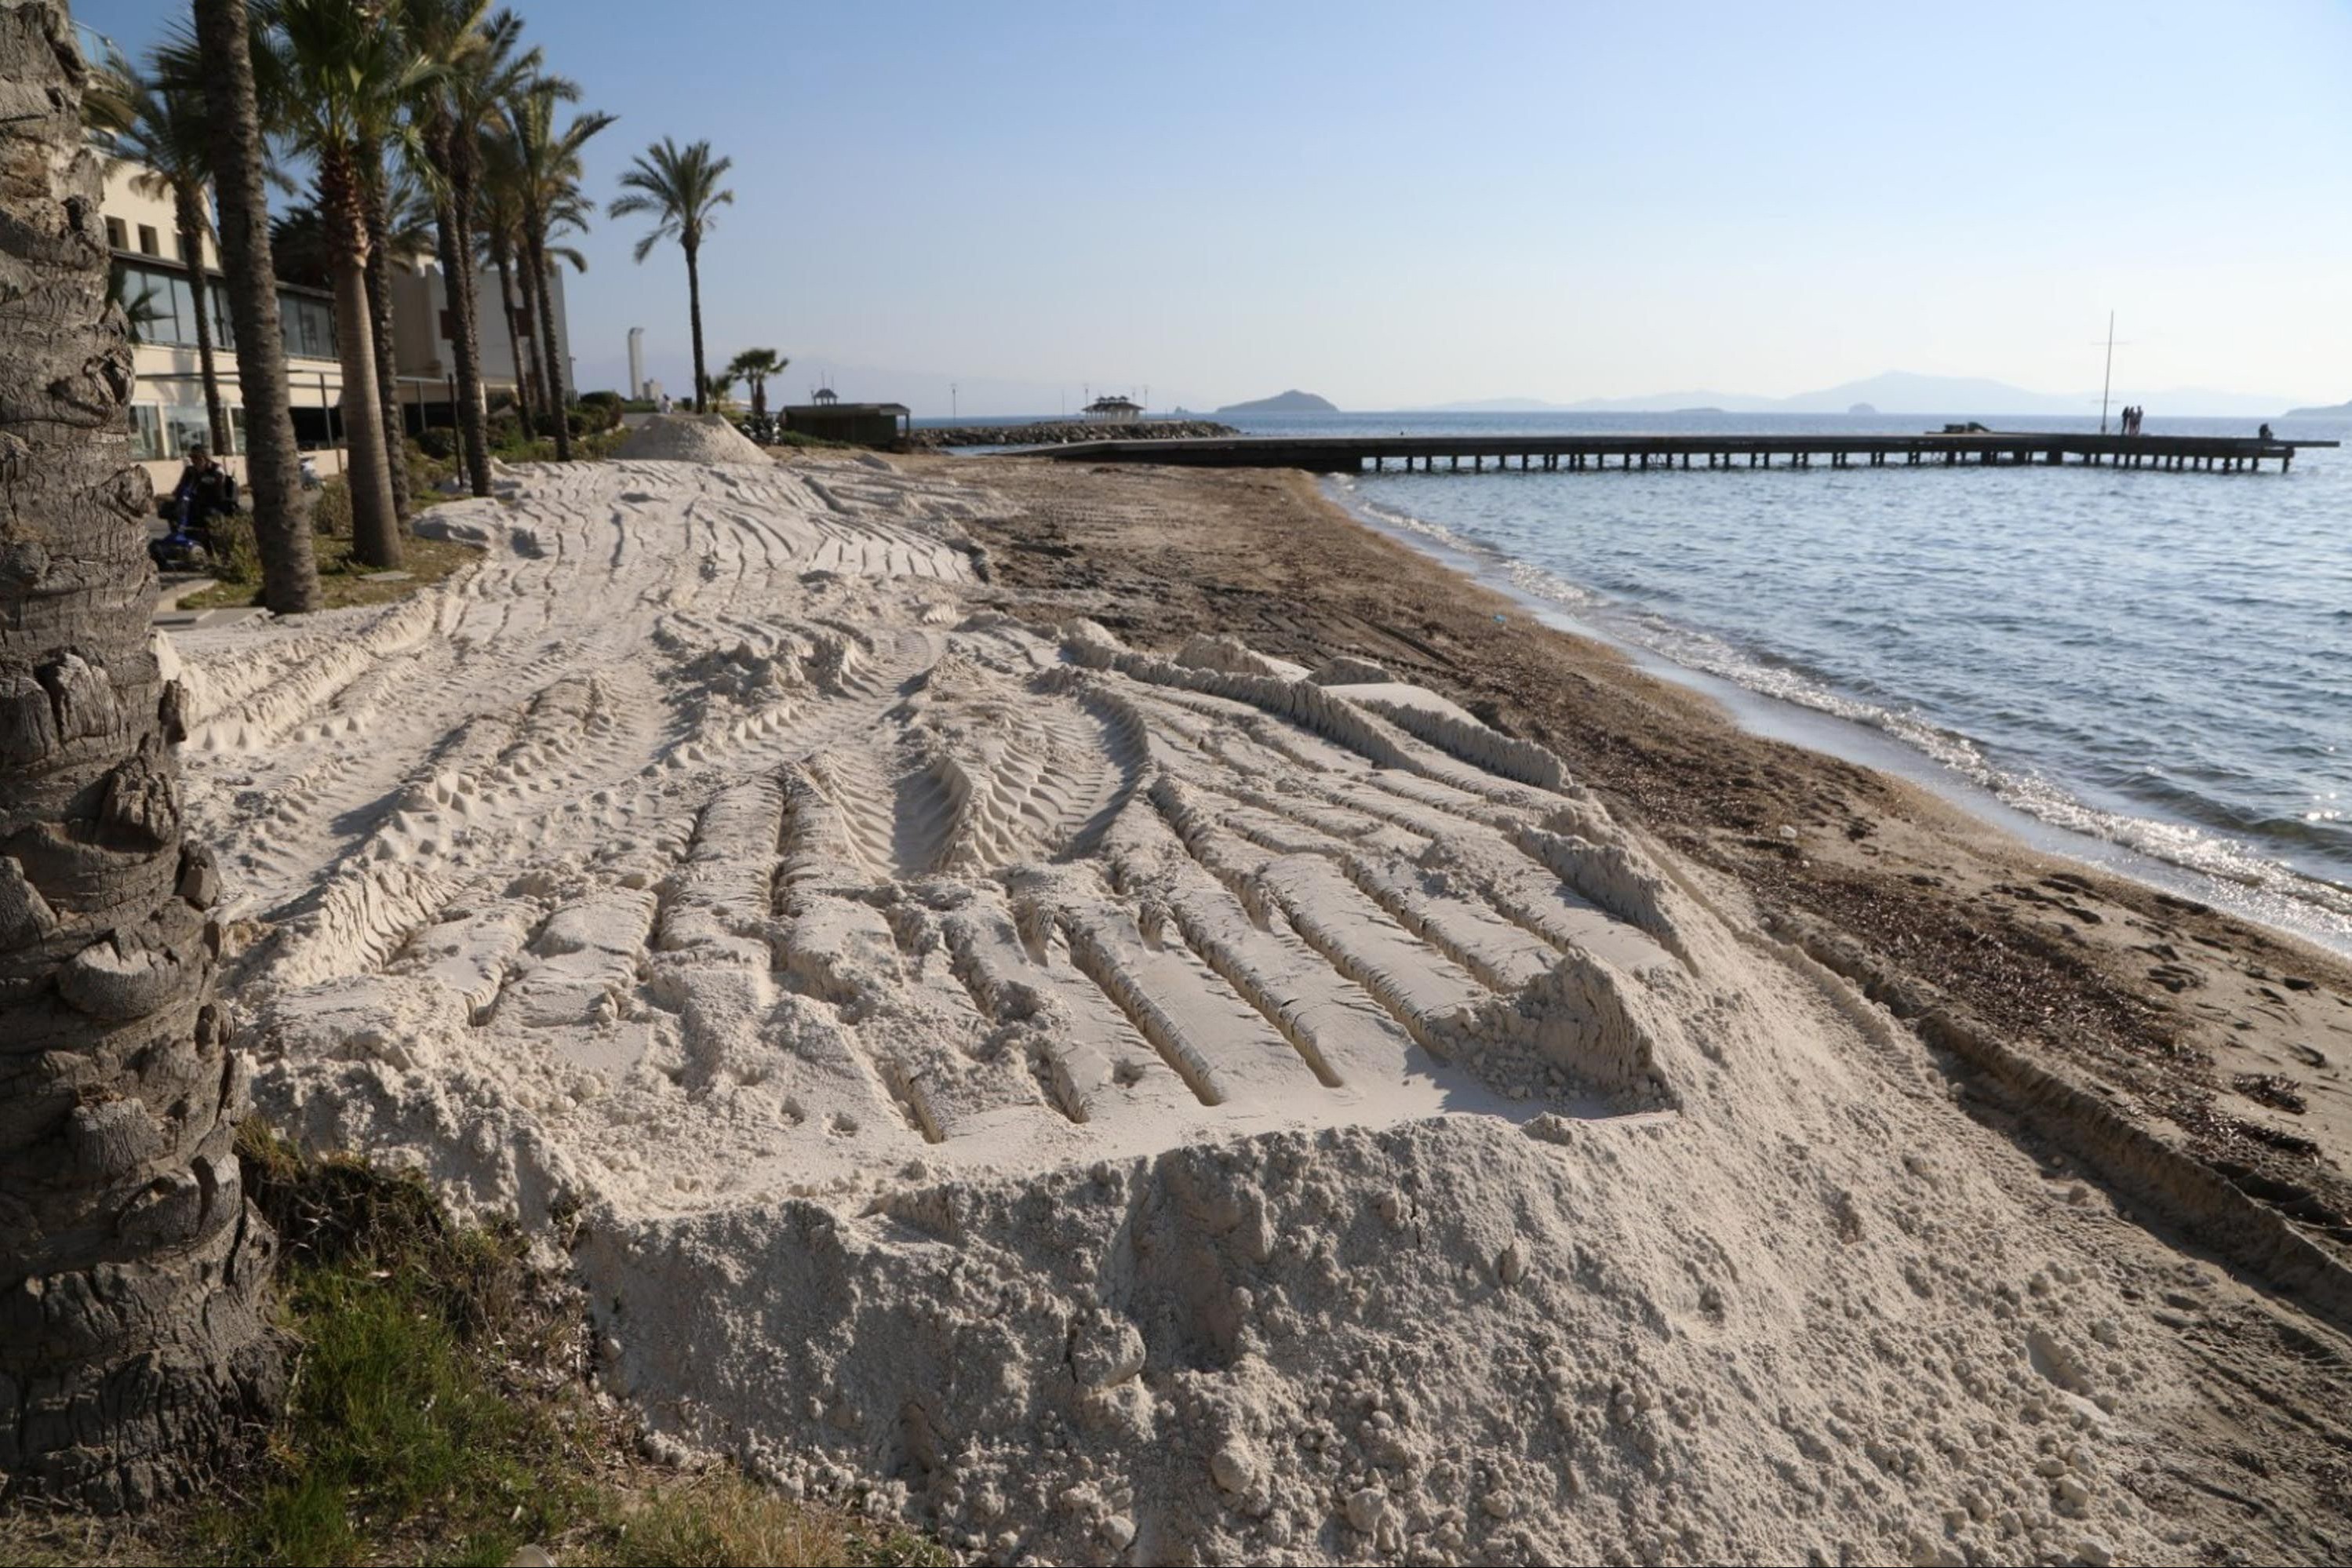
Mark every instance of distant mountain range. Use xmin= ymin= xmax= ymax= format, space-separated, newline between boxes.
xmin=1216 ymin=389 xmax=1338 ymax=415
xmin=1425 ymin=371 xmax=2300 ymax=419
xmin=2285 ymin=397 xmax=2352 ymax=417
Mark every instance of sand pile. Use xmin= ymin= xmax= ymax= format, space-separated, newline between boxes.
xmin=165 ymin=457 xmax=2230 ymax=1564
xmin=615 ymin=412 xmax=774 ymax=464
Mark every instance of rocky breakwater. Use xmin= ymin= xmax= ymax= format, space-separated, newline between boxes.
xmin=905 ymin=419 xmax=1238 ymax=450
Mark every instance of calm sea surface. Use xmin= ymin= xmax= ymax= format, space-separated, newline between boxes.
xmin=1205 ymin=410 xmax=2350 ymax=948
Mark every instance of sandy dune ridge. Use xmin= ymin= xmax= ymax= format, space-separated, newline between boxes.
xmin=165 ymin=455 xmax=2340 ymax=1564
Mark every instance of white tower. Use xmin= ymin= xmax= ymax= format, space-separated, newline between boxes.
xmin=627 ymin=327 xmax=646 ymax=401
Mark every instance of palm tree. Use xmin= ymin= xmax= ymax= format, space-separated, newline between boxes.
xmin=609 ymin=137 xmax=733 ymax=414
xmin=100 ymin=52 xmax=232 ymax=456
xmin=478 ymin=127 xmax=590 ymax=446
xmin=360 ymin=147 xmax=451 ymax=519
xmin=361 ymin=140 xmax=414 ymax=523
xmin=2 ymin=0 xmax=282 ymax=1505
xmin=266 ymin=204 xmax=333 ymax=288
xmin=182 ymin=2 xmax=320 ymax=616
xmin=253 ymin=0 xmax=438 ymax=569
xmin=725 ymin=347 xmax=787 ymax=418
xmin=498 ymin=82 xmax=611 ymax=460
xmin=474 ymin=166 xmax=538 ymax=438
xmin=408 ymin=2 xmax=546 ymax=497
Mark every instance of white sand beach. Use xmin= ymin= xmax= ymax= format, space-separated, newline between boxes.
xmin=162 ymin=447 xmax=2350 ymax=1564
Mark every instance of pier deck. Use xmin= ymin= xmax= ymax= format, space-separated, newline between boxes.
xmin=1018 ymin=431 xmax=2336 ymax=475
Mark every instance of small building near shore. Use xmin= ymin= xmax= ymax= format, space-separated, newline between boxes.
xmin=783 ymin=396 xmax=912 ymax=447
xmin=1083 ymin=395 xmax=1144 ymax=424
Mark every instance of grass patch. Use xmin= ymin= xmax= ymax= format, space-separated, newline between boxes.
xmin=179 ymin=530 xmax=482 ymax=613
xmin=0 ymin=1126 xmax=941 ymax=1568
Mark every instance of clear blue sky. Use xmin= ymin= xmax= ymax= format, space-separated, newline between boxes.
xmin=74 ymin=0 xmax=2352 ymax=414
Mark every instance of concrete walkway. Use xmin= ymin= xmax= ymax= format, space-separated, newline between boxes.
xmin=152 ymin=575 xmax=268 ymax=631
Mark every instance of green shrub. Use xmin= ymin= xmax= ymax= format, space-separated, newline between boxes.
xmin=311 ymin=475 xmax=352 ymax=537
xmin=406 ymin=436 xmax=461 ymax=500
xmin=577 ymin=390 xmax=624 ymax=431
xmin=209 ymin=508 xmax=262 ymax=584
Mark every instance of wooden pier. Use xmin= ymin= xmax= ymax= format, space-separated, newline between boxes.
xmin=1020 ymin=430 xmax=2334 ymax=475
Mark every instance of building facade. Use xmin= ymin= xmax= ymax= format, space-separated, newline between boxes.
xmin=104 ymin=161 xmax=570 ymax=489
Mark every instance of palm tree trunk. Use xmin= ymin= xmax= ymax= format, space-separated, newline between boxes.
xmin=439 ymin=140 xmax=492 ymax=497
xmin=1 ymin=0 xmax=284 ymax=1508
xmin=509 ymin=243 xmax=552 ymax=434
xmin=491 ymin=240 xmax=533 ymax=440
xmin=359 ymin=143 xmax=410 ymax=524
xmin=523 ymin=204 xmax=571 ymax=461
xmin=686 ymin=240 xmax=707 ymax=415
xmin=432 ymin=198 xmax=490 ymax=495
xmin=322 ymin=154 xmax=402 ymax=569
xmin=515 ymin=258 xmax=550 ymax=435
xmin=192 ymin=0 xmax=319 ymax=616
xmin=173 ymin=187 xmax=230 ymax=457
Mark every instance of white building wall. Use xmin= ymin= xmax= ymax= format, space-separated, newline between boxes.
xmin=100 ymin=159 xmax=576 ymax=489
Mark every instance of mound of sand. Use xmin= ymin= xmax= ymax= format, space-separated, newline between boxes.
xmin=616 ymin=411 xmax=772 ymax=464
xmin=163 ymin=457 xmax=2249 ymax=1565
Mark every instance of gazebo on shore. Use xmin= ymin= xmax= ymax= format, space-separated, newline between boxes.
xmin=1083 ymin=395 xmax=1144 ymax=424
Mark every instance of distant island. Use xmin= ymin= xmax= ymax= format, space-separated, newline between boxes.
xmin=1216 ymin=389 xmax=1338 ymax=415
xmin=2285 ymin=398 xmax=2352 ymax=417
xmin=1848 ymin=402 xmax=1877 ymax=416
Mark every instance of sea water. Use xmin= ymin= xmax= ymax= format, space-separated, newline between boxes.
xmin=1220 ymin=410 xmax=2348 ymax=950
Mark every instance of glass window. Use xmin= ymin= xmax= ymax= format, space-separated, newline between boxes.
xmin=166 ymin=275 xmax=197 ymax=345
xmin=126 ymin=404 xmax=165 ymax=461
xmin=120 ymin=264 xmax=189 ymax=346
xmin=105 ymin=216 xmax=126 ymax=250
xmin=209 ymin=282 xmax=235 ymax=351
xmin=163 ymin=406 xmax=212 ymax=460
xmin=228 ymin=406 xmax=247 ymax=457
xmin=279 ymin=292 xmax=337 ymax=362
xmin=137 ymin=224 xmax=158 ymax=256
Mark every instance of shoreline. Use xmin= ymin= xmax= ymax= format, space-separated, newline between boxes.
xmin=1322 ymin=475 xmax=2352 ymax=961
xmin=954 ymin=453 xmax=2352 ymax=1290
